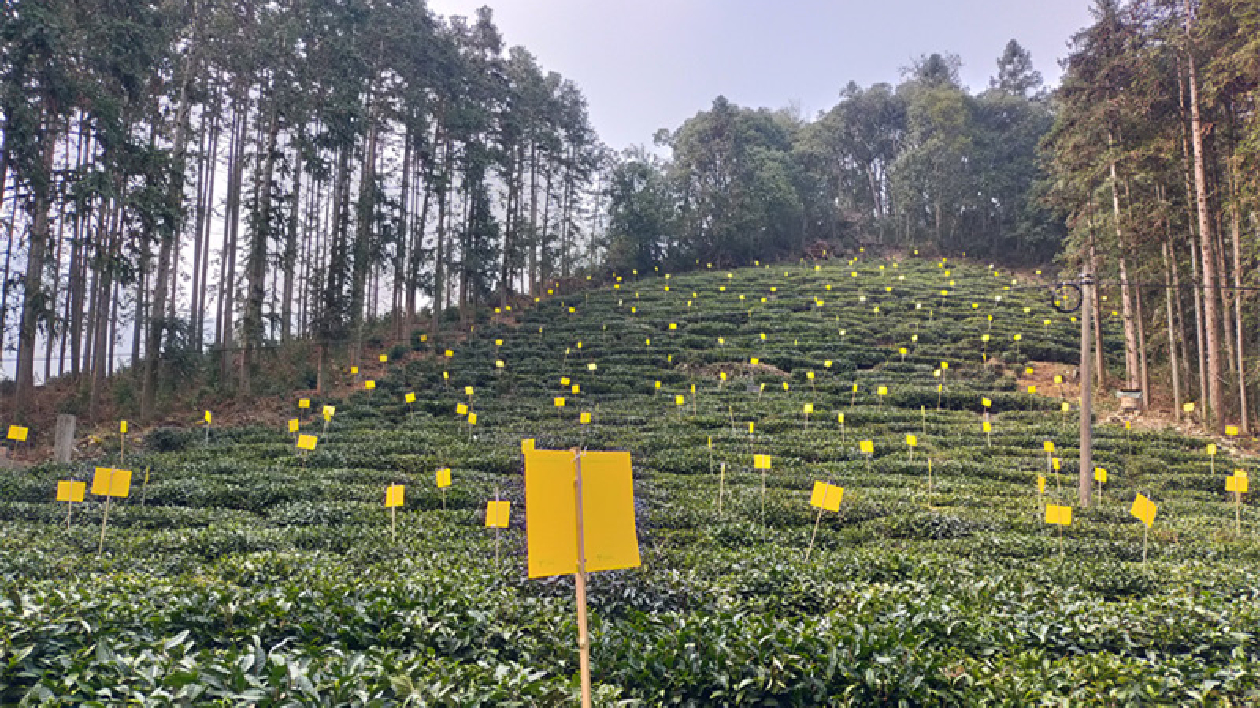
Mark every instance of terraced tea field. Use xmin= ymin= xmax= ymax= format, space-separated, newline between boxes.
xmin=3 ymin=255 xmax=1259 ymax=706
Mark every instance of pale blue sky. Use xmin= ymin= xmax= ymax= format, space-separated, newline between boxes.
xmin=428 ymin=0 xmax=1095 ymax=151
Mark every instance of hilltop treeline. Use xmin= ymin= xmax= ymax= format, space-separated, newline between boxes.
xmin=605 ymin=43 xmax=1064 ymax=273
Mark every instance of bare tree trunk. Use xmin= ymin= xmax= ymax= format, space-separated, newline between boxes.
xmin=1184 ymin=1 xmax=1223 ymax=433
xmin=242 ymin=94 xmax=279 ymax=397
xmin=1163 ymin=240 xmax=1183 ymax=417
xmin=14 ymin=101 xmax=59 ymax=416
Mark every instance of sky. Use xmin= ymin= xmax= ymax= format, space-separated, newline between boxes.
xmin=426 ymin=0 xmax=1096 ymax=152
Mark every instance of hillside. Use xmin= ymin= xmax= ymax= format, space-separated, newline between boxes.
xmin=3 ymin=254 xmax=1259 ymax=705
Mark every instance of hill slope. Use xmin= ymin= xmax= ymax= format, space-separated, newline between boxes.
xmin=3 ymin=255 xmax=1259 ymax=705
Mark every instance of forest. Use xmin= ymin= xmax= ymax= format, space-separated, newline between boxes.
xmin=0 ymin=0 xmax=1256 ymax=434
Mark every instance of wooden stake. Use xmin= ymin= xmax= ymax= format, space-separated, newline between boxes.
xmin=572 ymin=449 xmax=592 ymax=708
xmin=927 ymin=458 xmax=933 ymax=508
xmin=97 ymin=495 xmax=113 ymax=556
xmin=805 ymin=506 xmax=823 ymax=561
xmin=718 ymin=462 xmax=726 ymax=516
xmin=1236 ymin=490 xmax=1242 ymax=536
xmin=495 ymin=486 xmax=501 ymax=566
xmin=1142 ymin=523 xmax=1148 ymax=563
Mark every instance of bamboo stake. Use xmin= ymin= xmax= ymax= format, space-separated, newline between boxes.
xmin=97 ymin=495 xmax=113 ymax=556
xmin=572 ymin=449 xmax=592 ymax=708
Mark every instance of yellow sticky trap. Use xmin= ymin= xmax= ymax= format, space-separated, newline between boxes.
xmin=445 ymin=350 xmax=454 ymax=358
xmin=350 ymin=366 xmax=359 ymax=374
xmin=525 ymin=450 xmax=640 ymax=578
xmin=669 ymin=323 xmax=677 ymax=330
xmin=580 ymin=411 xmax=592 ymax=424
xmin=981 ymin=334 xmax=990 ymax=342
xmin=379 ymin=354 xmax=388 ymax=363
xmin=859 ymin=440 xmax=874 ymax=455
xmin=751 ymin=358 xmax=760 ymax=366
xmin=457 ymin=403 xmax=469 ymax=415
xmin=1130 ymin=493 xmax=1156 ymax=528
xmin=496 ymin=339 xmax=504 ymax=346
xmin=1028 ymin=386 xmax=1037 ymax=394
xmin=1026 ymin=367 xmax=1035 ymax=375
xmin=299 ymin=398 xmax=310 ymax=409
xmin=443 ymin=371 xmax=450 ymax=380
xmin=1043 ymin=441 xmax=1055 ymax=453
xmin=385 ymin=484 xmax=405 ymax=508
xmin=405 ymin=392 xmax=416 ymax=403
xmin=1183 ymin=402 xmax=1195 ymax=412
xmin=1207 ymin=444 xmax=1218 ymax=456
xmin=588 ymin=363 xmax=598 ymax=372
xmin=203 ymin=411 xmax=212 ymax=424
xmin=806 ymin=371 xmax=815 ymax=380
xmin=720 ymin=372 xmax=727 ymax=381
xmin=1045 ymin=504 xmax=1072 ymax=526
xmin=941 ymin=362 xmax=949 ymax=370
xmin=496 ymin=360 xmax=505 ymax=369
xmin=468 ymin=413 xmax=478 ymax=426
xmin=982 ymin=397 xmax=992 ymax=408
xmin=1226 ymin=426 xmax=1239 ymax=436
xmin=486 ymin=500 xmax=511 ymax=528
xmin=1226 ymin=474 xmax=1249 ymax=493
xmin=561 ymin=377 xmax=571 ymax=386
xmin=1094 ymin=467 xmax=1108 ymax=484
xmin=878 ymin=386 xmax=888 ymax=396
xmin=825 ymin=360 xmax=833 ymax=368
xmin=288 ymin=419 xmax=299 ymax=433
xmin=297 ymin=434 xmax=318 ymax=451
xmin=1013 ymin=334 xmax=1022 ymax=342
xmin=91 ymin=468 xmax=131 ymax=498
xmin=572 ymin=384 xmax=581 ymax=395
xmin=749 ymin=422 xmax=755 ymax=434
xmin=760 ymin=333 xmax=767 ymax=340
xmin=521 ymin=438 xmax=536 ymax=454
xmin=906 ymin=434 xmax=918 ymax=447
xmin=1052 ymin=457 xmax=1061 ymax=471
xmin=802 ymin=403 xmax=814 ymax=415
xmin=1061 ymin=402 xmax=1071 ymax=413
xmin=365 ymin=380 xmax=376 ymax=390
xmin=809 ymin=481 xmax=844 ymax=512
xmin=982 ymin=421 xmax=992 ymax=433
xmin=783 ymin=382 xmax=790 ymax=391
xmin=57 ymin=480 xmax=86 ymax=503
xmin=120 ymin=421 xmax=128 ymax=434
xmin=465 ymin=386 xmax=474 ymax=397
xmin=421 ymin=334 xmax=428 ymax=342
xmin=837 ymin=413 xmax=845 ymax=424
xmin=675 ymin=395 xmax=685 ymax=407
xmin=1054 ymin=375 xmax=1063 ymax=384
xmin=753 ymin=454 xmax=772 ymax=470
xmin=323 ymin=405 xmax=335 ymax=420
xmin=899 ymin=348 xmax=907 ymax=356
xmin=436 ymin=468 xmax=452 ymax=488
xmin=1037 ymin=476 xmax=1046 ymax=494
xmin=554 ymin=397 xmax=566 ymax=408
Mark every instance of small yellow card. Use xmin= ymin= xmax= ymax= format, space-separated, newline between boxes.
xmin=436 ymin=468 xmax=452 ymax=488
xmin=859 ymin=440 xmax=874 ymax=454
xmin=485 ymin=500 xmax=511 ymax=528
xmin=57 ymin=480 xmax=86 ymax=503
xmin=385 ymin=484 xmax=405 ymax=508
xmin=753 ymin=454 xmax=772 ymax=470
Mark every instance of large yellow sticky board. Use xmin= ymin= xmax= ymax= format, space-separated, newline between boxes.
xmin=1130 ymin=493 xmax=1156 ymax=528
xmin=7 ymin=425 xmax=28 ymax=442
xmin=385 ymin=484 xmax=405 ymax=508
xmin=299 ymin=398 xmax=310 ymax=409
xmin=57 ymin=480 xmax=85 ymax=503
xmin=1045 ymin=504 xmax=1072 ymax=526
xmin=436 ymin=468 xmax=452 ymax=488
xmin=485 ymin=500 xmax=511 ymax=528
xmin=297 ymin=434 xmax=318 ymax=451
xmin=809 ymin=481 xmax=844 ymax=512
xmin=1226 ymin=474 xmax=1249 ymax=493
xmin=525 ymin=449 xmax=640 ymax=579
xmin=753 ymin=454 xmax=772 ymax=470
xmin=859 ymin=440 xmax=874 ymax=455
xmin=91 ymin=468 xmax=131 ymax=498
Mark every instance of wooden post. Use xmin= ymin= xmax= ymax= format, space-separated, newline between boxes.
xmin=572 ymin=449 xmax=592 ymax=708
xmin=495 ymin=486 xmax=501 ymax=566
xmin=1142 ymin=523 xmax=1148 ymax=563
xmin=391 ymin=505 xmax=397 ymax=542
xmin=805 ymin=506 xmax=823 ymax=561
xmin=139 ymin=466 xmax=151 ymax=507
xmin=927 ymin=458 xmax=933 ymax=508
xmin=97 ymin=495 xmax=113 ymax=556
xmin=1236 ymin=490 xmax=1242 ymax=536
xmin=718 ymin=462 xmax=726 ymax=516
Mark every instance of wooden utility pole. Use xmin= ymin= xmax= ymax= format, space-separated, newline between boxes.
xmin=1079 ymin=273 xmax=1094 ymax=507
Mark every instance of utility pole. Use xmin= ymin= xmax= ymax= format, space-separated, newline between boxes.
xmin=1079 ymin=273 xmax=1094 ymax=507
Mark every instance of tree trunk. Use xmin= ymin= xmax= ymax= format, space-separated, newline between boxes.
xmin=242 ymin=94 xmax=280 ymax=397
xmin=14 ymin=102 xmax=59 ymax=417
xmin=1184 ymin=2 xmax=1223 ymax=432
